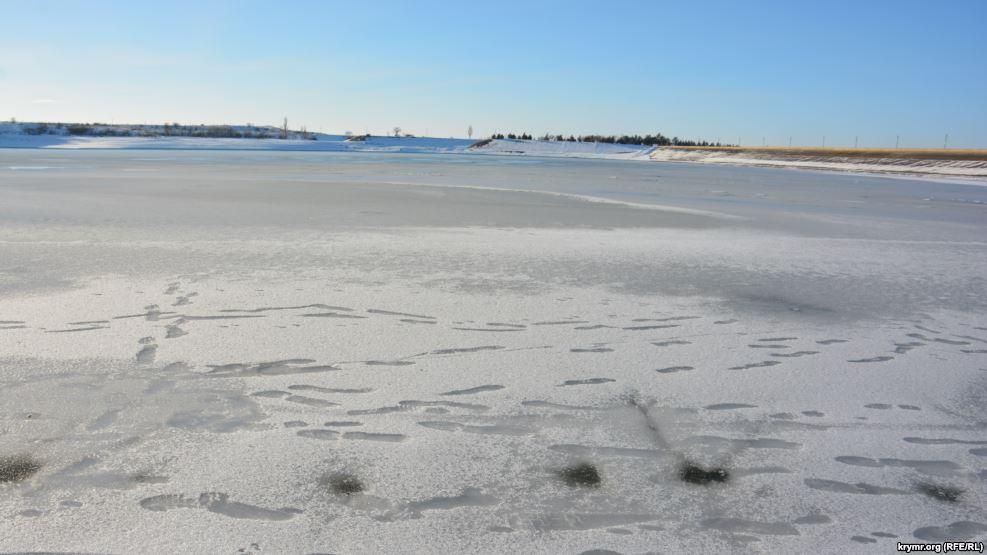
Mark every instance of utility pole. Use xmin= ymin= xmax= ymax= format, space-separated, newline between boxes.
xmin=788 ymin=136 xmax=792 ymax=147
xmin=944 ymin=133 xmax=949 ymax=149
xmin=822 ymin=136 xmax=826 ymax=147
xmin=854 ymin=136 xmax=858 ymax=148
xmin=896 ymin=135 xmax=900 ymax=149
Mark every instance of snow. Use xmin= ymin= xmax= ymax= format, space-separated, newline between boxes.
xmin=0 ymin=123 xmax=653 ymax=160
xmin=0 ymin=149 xmax=985 ymax=553
xmin=469 ymin=138 xmax=656 ymax=160
xmin=651 ymin=147 xmax=987 ymax=181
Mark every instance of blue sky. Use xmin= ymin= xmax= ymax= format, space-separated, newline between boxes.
xmin=2 ymin=0 xmax=985 ymax=147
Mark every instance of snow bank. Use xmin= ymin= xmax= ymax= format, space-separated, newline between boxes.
xmin=470 ymin=138 xmax=655 ymax=159
xmin=651 ymin=147 xmax=987 ymax=180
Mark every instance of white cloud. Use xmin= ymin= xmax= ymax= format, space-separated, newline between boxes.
xmin=31 ymin=98 xmax=56 ymax=104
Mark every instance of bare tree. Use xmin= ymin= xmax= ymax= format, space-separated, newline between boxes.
xmin=393 ymin=126 xmax=401 ymax=137
xmin=467 ymin=125 xmax=473 ymax=139
xmin=281 ymin=117 xmax=288 ymax=140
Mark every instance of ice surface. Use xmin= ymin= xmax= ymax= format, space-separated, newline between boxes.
xmin=0 ymin=149 xmax=985 ymax=553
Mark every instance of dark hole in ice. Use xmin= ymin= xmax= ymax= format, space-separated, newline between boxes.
xmin=558 ymin=462 xmax=601 ymax=487
xmin=132 ymin=472 xmax=169 ymax=484
xmin=916 ymin=482 xmax=963 ymax=503
xmin=0 ymin=454 xmax=43 ymax=483
xmin=679 ymin=461 xmax=729 ymax=485
xmin=320 ymin=472 xmax=364 ymax=495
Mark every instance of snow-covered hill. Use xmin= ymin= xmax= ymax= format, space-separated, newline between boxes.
xmin=0 ymin=122 xmax=656 ymax=160
xmin=470 ymin=138 xmax=655 ymax=160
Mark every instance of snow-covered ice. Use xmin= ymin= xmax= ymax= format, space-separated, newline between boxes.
xmin=0 ymin=150 xmax=985 ymax=553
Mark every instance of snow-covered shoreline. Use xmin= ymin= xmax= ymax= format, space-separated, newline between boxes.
xmin=0 ymin=122 xmax=654 ymax=158
xmin=2 ymin=122 xmax=986 ymax=182
xmin=650 ymin=147 xmax=987 ymax=181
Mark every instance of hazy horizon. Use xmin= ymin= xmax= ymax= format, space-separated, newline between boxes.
xmin=2 ymin=0 xmax=985 ymax=148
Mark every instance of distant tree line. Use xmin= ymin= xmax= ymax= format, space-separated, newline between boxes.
xmin=488 ymin=132 xmax=729 ymax=147
xmin=53 ymin=122 xmax=317 ymax=140
xmin=490 ymin=133 xmax=534 ymax=140
xmin=22 ymin=123 xmax=60 ymax=135
xmin=63 ymin=123 xmax=255 ymax=138
xmin=65 ymin=123 xmax=153 ymax=136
